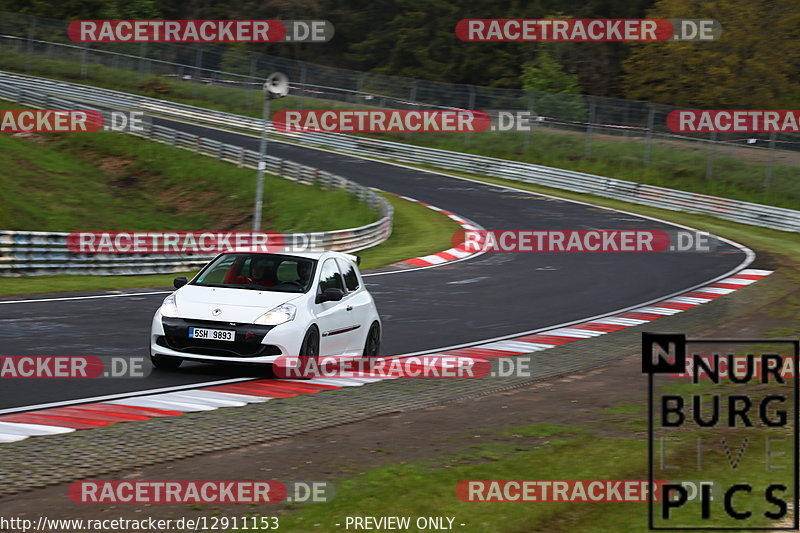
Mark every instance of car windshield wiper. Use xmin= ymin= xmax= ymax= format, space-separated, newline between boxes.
xmin=230 ymin=284 xmax=271 ymax=291
xmin=241 ymin=284 xmax=300 ymax=292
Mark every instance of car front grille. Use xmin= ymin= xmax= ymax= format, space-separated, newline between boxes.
xmin=159 ymin=318 xmax=281 ymax=358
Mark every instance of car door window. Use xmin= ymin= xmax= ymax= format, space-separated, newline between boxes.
xmin=318 ymin=259 xmax=344 ymax=293
xmin=337 ymin=259 xmax=360 ymax=292
xmin=197 ymin=256 xmax=236 ymax=284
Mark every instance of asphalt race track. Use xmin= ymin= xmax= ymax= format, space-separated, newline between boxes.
xmin=0 ymin=117 xmax=750 ymax=410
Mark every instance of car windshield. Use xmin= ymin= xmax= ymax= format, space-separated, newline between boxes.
xmin=192 ymin=253 xmax=317 ymax=293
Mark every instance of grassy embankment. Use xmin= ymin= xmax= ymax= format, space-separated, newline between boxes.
xmin=0 ymin=131 xmax=460 ymax=294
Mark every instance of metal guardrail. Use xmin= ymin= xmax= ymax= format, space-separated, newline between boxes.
xmin=2 ymin=72 xmax=795 ymax=234
xmin=0 ymin=76 xmax=393 ymax=276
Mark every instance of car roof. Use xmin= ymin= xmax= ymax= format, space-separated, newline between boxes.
xmin=221 ymin=249 xmax=358 ymax=263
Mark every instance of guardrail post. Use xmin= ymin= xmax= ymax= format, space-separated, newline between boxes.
xmin=238 ymin=147 xmax=245 ymax=167
xmin=171 ymin=129 xmax=178 ymax=147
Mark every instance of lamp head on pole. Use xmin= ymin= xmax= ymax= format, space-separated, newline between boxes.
xmin=263 ymin=72 xmax=289 ymax=99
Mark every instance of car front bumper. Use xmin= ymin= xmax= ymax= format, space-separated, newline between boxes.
xmin=150 ymin=312 xmax=305 ymax=364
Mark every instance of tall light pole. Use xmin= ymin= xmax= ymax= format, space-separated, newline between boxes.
xmin=253 ymin=72 xmax=290 ymax=232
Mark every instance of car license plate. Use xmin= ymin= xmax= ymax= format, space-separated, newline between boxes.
xmin=188 ymin=327 xmax=235 ymax=342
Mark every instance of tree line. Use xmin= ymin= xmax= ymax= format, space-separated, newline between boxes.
xmin=1 ymin=0 xmax=796 ymax=107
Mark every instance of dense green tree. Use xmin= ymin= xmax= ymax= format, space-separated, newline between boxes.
xmin=521 ymin=49 xmax=580 ymax=93
xmin=622 ymin=0 xmax=800 ymax=107
xmin=522 ymin=48 xmax=586 ymax=121
xmin=0 ymin=0 xmax=158 ymax=19
xmin=3 ymin=0 xmax=797 ymax=106
xmin=343 ymin=0 xmax=531 ymax=87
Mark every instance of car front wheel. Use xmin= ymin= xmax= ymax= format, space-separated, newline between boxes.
xmin=363 ymin=322 xmax=381 ymax=357
xmin=296 ymin=326 xmax=320 ymax=379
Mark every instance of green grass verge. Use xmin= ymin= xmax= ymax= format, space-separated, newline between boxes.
xmin=271 ymin=414 xmax=792 ymax=532
xmin=0 ymin=131 xmax=375 ymax=232
xmin=357 ymin=195 xmax=459 ymax=270
xmin=2 ymin=49 xmax=797 ymax=210
xmin=0 ymin=193 xmax=461 ymax=295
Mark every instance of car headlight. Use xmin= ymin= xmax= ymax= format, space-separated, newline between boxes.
xmin=160 ymin=293 xmax=179 ymax=317
xmin=254 ymin=303 xmax=297 ymax=325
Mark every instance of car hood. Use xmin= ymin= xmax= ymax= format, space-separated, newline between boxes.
xmin=173 ymin=285 xmax=304 ymax=323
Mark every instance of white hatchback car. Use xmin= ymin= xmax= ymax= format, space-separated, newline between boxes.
xmin=150 ymin=251 xmax=381 ymax=370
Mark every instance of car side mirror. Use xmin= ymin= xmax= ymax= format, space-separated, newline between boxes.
xmin=173 ymin=276 xmax=188 ymax=289
xmin=316 ymin=287 xmax=344 ymax=304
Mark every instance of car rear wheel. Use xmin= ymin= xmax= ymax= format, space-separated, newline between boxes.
xmin=150 ymin=353 xmax=183 ymax=370
xmin=363 ymin=322 xmax=381 ymax=357
xmin=296 ymin=326 xmax=320 ymax=379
